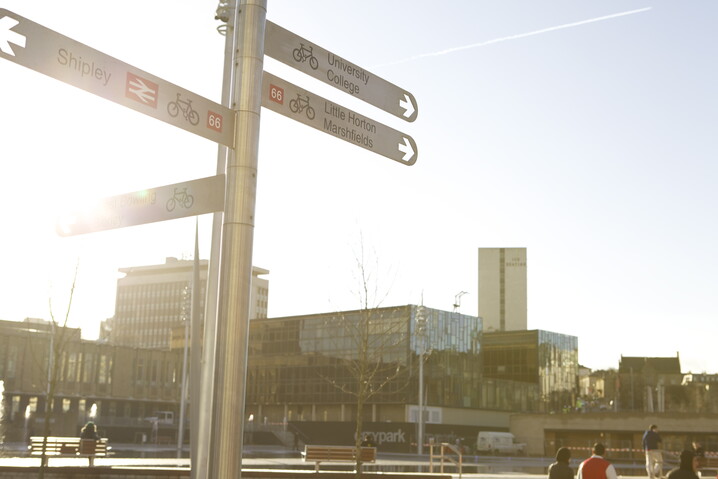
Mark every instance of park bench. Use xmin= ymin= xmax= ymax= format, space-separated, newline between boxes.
xmin=29 ymin=436 xmax=109 ymax=466
xmin=700 ymin=454 xmax=718 ymax=474
xmin=303 ymin=445 xmax=377 ymax=471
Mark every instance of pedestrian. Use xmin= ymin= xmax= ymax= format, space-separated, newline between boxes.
xmin=643 ymin=424 xmax=664 ymax=479
xmin=80 ymin=421 xmax=99 ymax=440
xmin=361 ymin=433 xmax=376 ymax=448
xmin=666 ymin=450 xmax=700 ymax=479
xmin=549 ymin=447 xmax=574 ymax=479
xmin=577 ymin=443 xmax=618 ymax=479
xmin=79 ymin=421 xmax=100 ymax=466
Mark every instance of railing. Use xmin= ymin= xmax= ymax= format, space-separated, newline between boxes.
xmin=244 ymin=421 xmax=309 ymax=449
xmin=430 ymin=442 xmax=462 ymax=478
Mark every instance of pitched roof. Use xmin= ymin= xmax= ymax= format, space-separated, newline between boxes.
xmin=619 ymin=356 xmax=682 ymax=374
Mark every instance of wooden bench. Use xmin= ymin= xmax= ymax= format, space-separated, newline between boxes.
xmin=700 ymin=454 xmax=718 ymax=473
xmin=303 ymin=445 xmax=377 ymax=471
xmin=29 ymin=436 xmax=109 ymax=466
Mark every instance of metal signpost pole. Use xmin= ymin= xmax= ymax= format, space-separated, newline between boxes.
xmin=189 ymin=220 xmax=202 ymax=469
xmin=209 ymin=0 xmax=265 ymax=477
xmin=194 ymin=3 xmax=238 ymax=477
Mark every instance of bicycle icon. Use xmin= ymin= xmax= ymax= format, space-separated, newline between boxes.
xmin=167 ymin=93 xmax=200 ymax=126
xmin=166 ymin=187 xmax=195 ymax=211
xmin=289 ymin=94 xmax=315 ymax=119
xmin=292 ymin=43 xmax=319 ymax=70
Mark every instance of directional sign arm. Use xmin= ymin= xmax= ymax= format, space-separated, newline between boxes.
xmin=261 ymin=72 xmax=417 ymax=166
xmin=0 ymin=9 xmax=235 ymax=147
xmin=264 ymin=20 xmax=418 ymax=122
xmin=56 ymin=175 xmax=226 ymax=236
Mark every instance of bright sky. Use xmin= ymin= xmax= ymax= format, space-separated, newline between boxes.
xmin=1 ymin=1 xmax=716 ymax=374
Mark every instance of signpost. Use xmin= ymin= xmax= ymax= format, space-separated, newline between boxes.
xmin=0 ymin=9 xmax=235 ymax=147
xmin=1 ymin=5 xmax=420 ymax=478
xmin=56 ymin=175 xmax=225 ymax=236
xmin=261 ymin=71 xmax=417 ymax=165
xmin=264 ymin=20 xmax=418 ymax=122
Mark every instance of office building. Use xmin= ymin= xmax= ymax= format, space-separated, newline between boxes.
xmin=108 ymin=257 xmax=268 ymax=349
xmin=244 ymin=305 xmax=550 ymax=451
xmin=480 ymin=329 xmax=578 ymax=413
xmin=0 ymin=318 xmax=183 ymax=442
xmin=478 ymin=247 xmax=527 ymax=332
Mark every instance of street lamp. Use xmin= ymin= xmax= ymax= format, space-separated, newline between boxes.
xmin=453 ymin=291 xmax=468 ymax=312
xmin=415 ymin=305 xmax=428 ymax=455
xmin=0 ymin=380 xmax=4 ymax=425
xmin=24 ymin=404 xmax=31 ymax=443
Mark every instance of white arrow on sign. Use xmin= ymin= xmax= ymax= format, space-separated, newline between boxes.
xmin=0 ymin=16 xmax=25 ymax=56
xmin=398 ymin=137 xmax=415 ymax=163
xmin=399 ymin=94 xmax=416 ymax=119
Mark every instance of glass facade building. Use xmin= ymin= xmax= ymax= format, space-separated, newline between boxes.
xmin=246 ymin=305 xmax=485 ymax=423
xmin=481 ymin=329 xmax=579 ymax=413
xmin=245 ymin=306 xmax=577 ymax=424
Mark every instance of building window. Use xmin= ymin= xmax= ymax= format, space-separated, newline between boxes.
xmin=136 ymin=358 xmax=144 ymax=383
xmin=98 ymin=355 xmax=108 ymax=384
xmin=83 ymin=353 xmax=94 ymax=383
xmin=7 ymin=344 xmax=18 ymax=378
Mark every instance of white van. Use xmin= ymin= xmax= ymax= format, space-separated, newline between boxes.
xmin=475 ymin=431 xmax=526 ymax=455
xmin=146 ymin=411 xmax=174 ymax=425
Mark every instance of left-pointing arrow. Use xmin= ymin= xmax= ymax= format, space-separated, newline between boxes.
xmin=0 ymin=16 xmax=25 ymax=56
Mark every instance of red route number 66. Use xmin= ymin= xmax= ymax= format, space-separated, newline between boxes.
xmin=207 ymin=111 xmax=223 ymax=132
xmin=269 ymin=84 xmax=284 ymax=105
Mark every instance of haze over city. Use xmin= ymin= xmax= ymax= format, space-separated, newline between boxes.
xmin=0 ymin=0 xmax=716 ymax=374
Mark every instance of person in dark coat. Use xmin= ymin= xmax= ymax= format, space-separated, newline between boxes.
xmin=79 ymin=421 xmax=100 ymax=466
xmin=666 ymin=450 xmax=700 ymax=479
xmin=643 ymin=424 xmax=664 ymax=479
xmin=80 ymin=421 xmax=99 ymax=440
xmin=549 ymin=447 xmax=574 ymax=479
xmin=361 ymin=433 xmax=376 ymax=448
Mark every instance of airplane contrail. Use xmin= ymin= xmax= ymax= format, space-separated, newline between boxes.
xmin=375 ymin=7 xmax=652 ymax=67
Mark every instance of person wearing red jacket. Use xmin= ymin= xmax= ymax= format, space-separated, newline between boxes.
xmin=577 ymin=443 xmax=618 ymax=479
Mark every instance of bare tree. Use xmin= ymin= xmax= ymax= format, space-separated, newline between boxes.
xmin=32 ymin=264 xmax=79 ymax=476
xmin=322 ymin=241 xmax=409 ymax=476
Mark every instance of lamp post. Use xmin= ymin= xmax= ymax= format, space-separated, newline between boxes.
xmin=24 ymin=404 xmax=31 ymax=443
xmin=0 ymin=380 xmax=5 ymax=442
xmin=453 ymin=291 xmax=468 ymax=313
xmin=415 ymin=305 xmax=427 ymax=455
xmin=178 ymin=284 xmax=190 ymax=457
